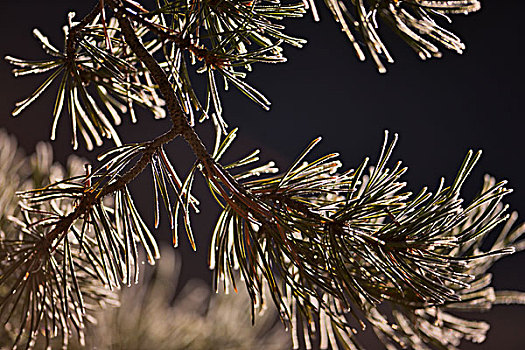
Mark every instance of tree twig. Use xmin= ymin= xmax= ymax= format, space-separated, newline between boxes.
xmin=110 ymin=0 xmax=272 ymax=218
xmin=44 ymin=125 xmax=179 ymax=246
xmin=66 ymin=2 xmax=102 ymax=62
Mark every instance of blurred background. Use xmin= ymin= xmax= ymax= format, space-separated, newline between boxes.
xmin=1 ymin=1 xmax=524 ymax=348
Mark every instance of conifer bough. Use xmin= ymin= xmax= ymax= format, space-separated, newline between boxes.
xmin=2 ymin=0 xmax=524 ymax=349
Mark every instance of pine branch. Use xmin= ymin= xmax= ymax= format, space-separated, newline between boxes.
xmin=38 ymin=126 xmax=179 ymax=252
xmin=3 ymin=1 xmax=525 ymax=349
xmin=65 ymin=2 xmax=103 ymax=62
xmin=206 ymin=130 xmax=525 ymax=349
xmin=110 ymin=0 xmax=277 ymax=220
xmin=0 ymin=133 xmax=119 ymax=349
xmin=314 ymin=0 xmax=481 ymax=72
xmin=1 ymin=3 xmax=276 ymax=345
xmin=110 ymin=0 xmax=207 ymax=159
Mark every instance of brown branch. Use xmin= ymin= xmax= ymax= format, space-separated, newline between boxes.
xmin=101 ymin=126 xmax=178 ymax=195
xmin=112 ymin=3 xmax=210 ymax=160
xmin=109 ymin=5 xmax=226 ymax=177
xmin=117 ymin=7 xmax=229 ymax=68
xmin=65 ymin=2 xmax=102 ymax=61
xmin=44 ymin=125 xmax=179 ymax=247
xmin=110 ymin=0 xmax=273 ymax=219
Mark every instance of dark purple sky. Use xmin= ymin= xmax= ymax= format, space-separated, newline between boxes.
xmin=1 ymin=1 xmax=524 ymax=348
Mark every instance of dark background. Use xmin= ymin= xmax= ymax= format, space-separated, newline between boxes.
xmin=1 ymin=1 xmax=524 ymax=348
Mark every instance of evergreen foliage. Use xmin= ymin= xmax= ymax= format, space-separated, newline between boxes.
xmin=2 ymin=1 xmax=524 ymax=349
